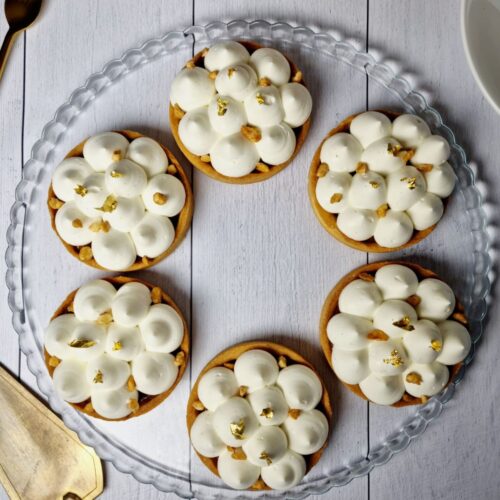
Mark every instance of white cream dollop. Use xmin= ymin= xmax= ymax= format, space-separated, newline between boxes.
xmin=282 ymin=409 xmax=329 ymax=455
xmin=255 ymin=123 xmax=296 ymax=166
xmin=213 ymin=396 xmax=259 ymax=446
xmin=142 ymin=174 xmax=186 ymax=218
xmin=190 ymin=410 xmax=226 ymax=458
xmin=242 ymin=425 xmax=288 ymax=467
xmin=130 ymin=213 xmax=175 ymax=259
xmin=424 ymin=162 xmax=456 ymax=198
xmin=336 ymin=207 xmax=377 ymax=241
xmin=244 ymin=86 xmax=284 ymax=128
xmin=197 ymin=367 xmax=239 ymax=412
xmin=210 ymin=133 xmax=259 ymax=177
xmin=208 ymin=95 xmax=246 ymax=136
xmin=204 ymin=41 xmax=250 ymax=72
xmin=360 ymin=137 xmax=405 ymax=176
xmin=280 ymin=83 xmax=312 ymax=128
xmin=65 ymin=322 xmax=106 ymax=362
xmin=348 ymin=171 xmax=387 ymax=210
xmin=126 ymin=137 xmax=168 ymax=177
xmin=111 ymin=282 xmax=151 ymax=327
xmin=91 ymin=385 xmax=138 ymax=420
xmin=332 ymin=348 xmax=369 ymax=385
xmin=320 ymin=133 xmax=362 ymax=173
xmin=178 ymin=107 xmax=219 ymax=156
xmin=373 ymin=209 xmax=414 ymax=248
xmin=86 ymin=353 xmax=130 ymax=391
xmin=412 ymin=135 xmax=451 ymax=166
xmin=74 ymin=173 xmax=109 ymax=218
xmin=391 ymin=114 xmax=430 ymax=148
xmin=338 ymin=279 xmax=382 ymax=319
xmin=402 ymin=319 xmax=442 ymax=364
xmin=103 ymin=196 xmax=145 ymax=232
xmin=358 ymin=373 xmax=405 ymax=405
xmin=45 ymin=314 xmax=78 ymax=360
xmin=73 ymin=279 xmax=117 ymax=322
xmin=54 ymin=201 xmax=95 ymax=246
xmin=52 ymin=158 xmax=93 ymax=202
xmin=436 ymin=320 xmax=471 ymax=365
xmin=374 ymin=264 xmax=418 ymax=300
xmin=403 ymin=362 xmax=449 ymax=398
xmin=407 ymin=193 xmax=444 ymax=231
xmin=132 ymin=351 xmax=178 ymax=395
xmin=139 ymin=303 xmax=184 ymax=353
xmin=91 ymin=229 xmax=137 ymax=271
xmin=372 ymin=299 xmax=418 ymax=339
xmin=349 ymin=111 xmax=392 ymax=148
xmin=217 ymin=450 xmax=261 ymax=490
xmin=83 ymin=132 xmax=130 ymax=172
xmin=215 ymin=64 xmax=258 ymax=101
xmin=260 ymin=450 xmax=306 ymax=490
xmin=249 ymin=47 xmax=291 ymax=86
xmin=276 ymin=364 xmax=322 ymax=411
xmin=386 ymin=166 xmax=426 ymax=211
xmin=104 ymin=159 xmax=147 ymax=198
xmin=247 ymin=386 xmax=289 ymax=426
xmin=315 ymin=172 xmax=352 ymax=213
xmin=170 ymin=67 xmax=215 ymax=111
xmin=368 ymin=340 xmax=408 ymax=376
xmin=416 ymin=278 xmax=456 ymax=321
xmin=327 ymin=313 xmax=371 ymax=350
xmin=53 ymin=359 xmax=91 ymax=403
xmin=234 ymin=349 xmax=279 ymax=393
xmin=105 ymin=324 xmax=144 ymax=361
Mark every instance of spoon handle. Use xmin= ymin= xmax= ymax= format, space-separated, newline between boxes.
xmin=0 ymin=28 xmax=19 ymax=84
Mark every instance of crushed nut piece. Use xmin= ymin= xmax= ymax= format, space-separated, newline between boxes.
xmin=383 ymin=349 xmax=405 ymax=367
xmin=387 ymin=143 xmax=403 ymax=156
xmin=406 ymin=294 xmax=421 ymax=307
xmin=430 ymin=340 xmax=442 ymax=352
xmin=260 ymin=407 xmax=274 ymax=419
xmin=185 ymin=59 xmax=195 ymax=69
xmin=79 ymin=246 xmax=93 ymax=261
xmin=421 ymin=395 xmax=429 ymax=403
xmin=83 ymin=402 xmax=94 ymax=414
xmin=175 ymin=351 xmax=186 ymax=366
xmin=255 ymin=92 xmax=266 ymax=105
xmin=96 ymin=311 xmax=113 ymax=325
xmin=402 ymin=393 xmax=417 ymax=403
xmin=216 ymin=97 xmax=229 ymax=116
xmin=48 ymin=356 xmax=60 ymax=367
xmin=415 ymin=163 xmax=433 ymax=173
xmin=369 ymin=181 xmax=380 ymax=189
xmin=111 ymin=150 xmax=123 ymax=162
xmin=192 ymin=400 xmax=205 ymax=411
xmin=112 ymin=341 xmax=122 ymax=351
xmin=316 ymin=163 xmax=329 ymax=177
xmin=359 ymin=272 xmax=375 ymax=282
xmin=49 ymin=197 xmax=64 ymax=209
xmin=376 ymin=203 xmax=389 ymax=218
xmin=74 ymin=184 xmax=88 ymax=197
xmin=239 ymin=385 xmax=248 ymax=397
xmin=110 ymin=169 xmax=123 ymax=178
xmin=259 ymin=451 xmax=272 ymax=465
xmin=241 ymin=124 xmax=262 ymax=143
xmin=97 ymin=194 xmax=118 ymax=213
xmin=72 ymin=218 xmax=83 ymax=229
xmin=330 ymin=193 xmax=343 ymax=204
xmin=258 ymin=76 xmax=271 ymax=87
xmin=142 ymin=256 xmax=149 ymax=265
xmin=89 ymin=221 xmax=103 ymax=232
xmin=288 ymin=409 xmax=301 ymax=420
xmin=151 ymin=287 xmax=162 ymax=304
xmin=201 ymin=47 xmax=209 ymax=57
xmin=153 ymin=192 xmax=168 ymax=205
xmin=392 ymin=316 xmax=415 ymax=331
xmin=292 ymin=70 xmax=303 ymax=83
xmin=230 ymin=419 xmax=245 ymax=440
xmin=200 ymin=154 xmax=211 ymax=163
xmin=67 ymin=302 xmax=74 ymax=313
xmin=356 ymin=162 xmax=368 ymax=174
xmin=400 ymin=176 xmax=417 ymax=190
xmin=367 ymin=329 xmax=389 ymax=341
xmin=173 ymin=103 xmax=185 ymax=119
xmin=253 ymin=479 xmax=267 ymax=490
xmin=452 ymin=312 xmax=468 ymax=325
xmin=406 ymin=372 xmax=423 ymax=385
xmin=255 ymin=162 xmax=270 ymax=173
xmin=278 ymin=355 xmax=287 ymax=369
xmin=208 ymin=70 xmax=218 ymax=80
xmin=68 ymin=338 xmax=96 ymax=348
xmin=223 ymin=362 xmax=234 ymax=370
xmin=228 ymin=446 xmax=247 ymax=460
xmin=128 ymin=398 xmax=140 ymax=412
xmin=101 ymin=220 xmax=111 ymax=233
xmin=397 ymin=148 xmax=415 ymax=164
xmin=167 ymin=164 xmax=177 ymax=174
xmin=127 ymin=375 xmax=136 ymax=392
xmin=93 ymin=370 xmax=104 ymax=384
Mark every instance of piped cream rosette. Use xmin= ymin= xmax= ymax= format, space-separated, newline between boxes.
xmin=48 ymin=130 xmax=193 ymax=271
xmin=187 ymin=341 xmax=332 ymax=491
xmin=320 ymin=262 xmax=471 ymax=407
xmin=309 ymin=111 xmax=456 ymax=252
xmin=169 ymin=40 xmax=312 ymax=184
xmin=44 ymin=276 xmax=189 ymax=420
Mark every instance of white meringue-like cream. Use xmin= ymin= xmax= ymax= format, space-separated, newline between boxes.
xmin=46 ymin=279 xmax=185 ymax=418
xmin=315 ymin=112 xmax=454 ymax=246
xmin=234 ymin=349 xmax=279 ymax=393
xmin=139 ymin=304 xmax=184 ymax=353
xmin=249 ymin=47 xmax=291 ymax=86
xmin=83 ymin=132 xmax=130 ymax=172
xmin=190 ymin=410 xmax=226 ymax=458
xmin=327 ymin=263 xmax=471 ymax=405
xmin=91 ymin=385 xmax=138 ymax=420
xmin=51 ymin=132 xmax=186 ymax=270
xmin=170 ymin=67 xmax=215 ymax=112
xmin=282 ymin=409 xmax=329 ymax=455
xmin=171 ymin=41 xmax=311 ymax=178
xmin=73 ymin=279 xmax=117 ymax=322
xmin=191 ymin=349 xmax=329 ymax=490
xmin=276 ymin=365 xmax=322 ymax=411
xmin=197 ymin=367 xmax=239 ymax=412
xmin=260 ymin=450 xmax=306 ymax=490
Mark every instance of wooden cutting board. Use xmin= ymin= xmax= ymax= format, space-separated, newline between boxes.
xmin=0 ymin=365 xmax=103 ymax=500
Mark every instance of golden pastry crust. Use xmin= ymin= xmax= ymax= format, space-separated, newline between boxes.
xmin=186 ymin=340 xmax=333 ymax=490
xmin=169 ymin=41 xmax=311 ymax=184
xmin=47 ymin=130 xmax=194 ymax=270
xmin=308 ymin=111 xmax=448 ymax=252
xmin=45 ymin=276 xmax=190 ymax=421
xmin=319 ymin=261 xmax=465 ymax=408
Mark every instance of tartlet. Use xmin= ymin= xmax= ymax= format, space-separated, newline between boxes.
xmin=48 ymin=130 xmax=194 ymax=271
xmin=169 ymin=40 xmax=312 ymax=184
xmin=44 ymin=276 xmax=189 ymax=421
xmin=320 ymin=261 xmax=471 ymax=407
xmin=309 ymin=111 xmax=455 ymax=252
xmin=187 ymin=341 xmax=332 ymax=491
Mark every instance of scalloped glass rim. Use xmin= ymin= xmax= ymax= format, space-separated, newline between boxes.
xmin=5 ymin=19 xmax=491 ymax=499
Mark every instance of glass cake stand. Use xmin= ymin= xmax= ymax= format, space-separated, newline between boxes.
xmin=5 ymin=20 xmax=491 ymax=499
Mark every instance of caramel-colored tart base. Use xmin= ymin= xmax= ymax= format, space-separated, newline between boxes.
xmin=45 ymin=276 xmax=190 ymax=421
xmin=320 ymin=261 xmax=465 ymax=408
xmin=47 ymin=130 xmax=194 ymax=271
xmin=169 ymin=41 xmax=311 ymax=184
xmin=186 ymin=340 xmax=333 ymax=490
xmin=308 ymin=110 xmax=447 ymax=253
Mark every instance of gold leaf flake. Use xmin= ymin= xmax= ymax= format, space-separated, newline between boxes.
xmin=430 ymin=340 xmax=442 ymax=352
xmin=260 ymin=407 xmax=274 ymax=419
xmin=376 ymin=203 xmax=389 ymax=218
xmin=93 ymin=370 xmax=103 ymax=384
xmin=111 ymin=150 xmax=123 ymax=162
xmin=258 ymin=77 xmax=271 ymax=87
xmin=96 ymin=311 xmax=113 ymax=325
xmin=208 ymin=70 xmax=218 ymax=80
xmin=74 ymin=184 xmax=88 ymax=197
xmin=400 ymin=176 xmax=417 ymax=190
xmin=397 ymin=148 xmax=415 ymax=164
xmin=239 ymin=385 xmax=248 ymax=397
xmin=230 ymin=419 xmax=245 ymax=440
xmin=387 ymin=143 xmax=402 ymax=156
xmin=217 ymin=97 xmax=229 ymax=116
xmin=68 ymin=339 xmax=96 ymax=348
xmin=259 ymin=451 xmax=272 ymax=465
xmin=97 ymin=194 xmax=118 ymax=213
xmin=255 ymin=92 xmax=265 ymax=105
xmin=112 ymin=341 xmax=122 ymax=351
xmin=369 ymin=181 xmax=380 ymax=189
xmin=228 ymin=446 xmax=247 ymax=460
xmin=406 ymin=372 xmax=422 ymax=385
xmin=383 ymin=349 xmax=405 ymax=367
xmin=110 ymin=170 xmax=123 ymax=178
xmin=227 ymin=67 xmax=236 ymax=78
xmin=89 ymin=221 xmax=102 ymax=232
xmin=392 ymin=316 xmax=415 ymax=331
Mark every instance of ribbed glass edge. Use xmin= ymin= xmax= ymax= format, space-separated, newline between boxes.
xmin=4 ymin=19 xmax=491 ymax=499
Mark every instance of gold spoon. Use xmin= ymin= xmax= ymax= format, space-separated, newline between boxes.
xmin=0 ymin=0 xmax=42 ymax=82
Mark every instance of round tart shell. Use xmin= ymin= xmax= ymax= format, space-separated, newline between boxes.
xmin=45 ymin=275 xmax=190 ymax=421
xmin=308 ymin=111 xmax=449 ymax=252
xmin=169 ymin=41 xmax=311 ymax=185
xmin=319 ymin=261 xmax=465 ymax=408
xmin=47 ymin=130 xmax=194 ymax=271
xmin=186 ymin=340 xmax=333 ymax=491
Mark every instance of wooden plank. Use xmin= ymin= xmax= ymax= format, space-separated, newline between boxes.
xmin=367 ymin=1 xmax=500 ymax=498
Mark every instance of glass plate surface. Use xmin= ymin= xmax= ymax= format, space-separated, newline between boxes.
xmin=5 ymin=20 xmax=491 ymax=499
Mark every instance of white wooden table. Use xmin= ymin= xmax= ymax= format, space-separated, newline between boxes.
xmin=1 ymin=1 xmax=499 ymax=499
